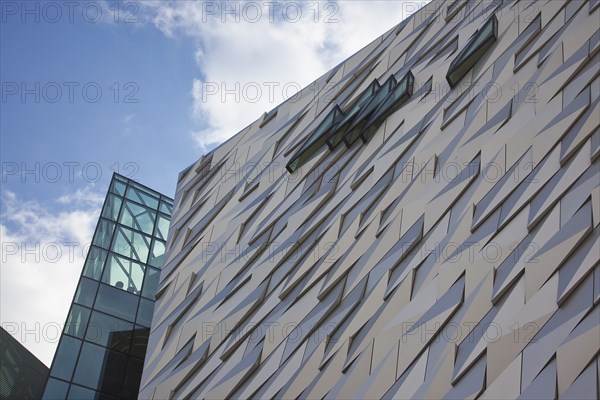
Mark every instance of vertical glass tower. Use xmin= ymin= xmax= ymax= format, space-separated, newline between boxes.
xmin=42 ymin=174 xmax=173 ymax=400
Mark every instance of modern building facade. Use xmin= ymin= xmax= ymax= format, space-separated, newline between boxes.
xmin=0 ymin=327 xmax=49 ymax=400
xmin=139 ymin=0 xmax=600 ymax=398
xmin=42 ymin=174 xmax=173 ymax=399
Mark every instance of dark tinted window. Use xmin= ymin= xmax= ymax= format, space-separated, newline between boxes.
xmin=72 ymin=342 xmax=127 ymax=396
xmin=121 ymin=357 xmax=144 ymax=399
xmin=95 ymin=284 xmax=139 ymax=322
xmin=129 ymin=326 xmax=150 ymax=359
xmin=67 ymin=384 xmax=96 ymax=400
xmin=136 ymin=298 xmax=155 ymax=328
xmin=49 ymin=337 xmax=81 ymax=381
xmin=42 ymin=378 xmax=69 ymax=400
xmin=85 ymin=311 xmax=134 ymax=353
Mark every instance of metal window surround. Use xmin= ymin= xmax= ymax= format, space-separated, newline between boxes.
xmin=446 ymin=14 xmax=498 ymax=88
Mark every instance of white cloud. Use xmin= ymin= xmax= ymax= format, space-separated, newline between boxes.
xmin=0 ymin=191 xmax=101 ymax=366
xmin=140 ymin=0 xmax=423 ymax=150
xmin=57 ymin=186 xmax=105 ymax=207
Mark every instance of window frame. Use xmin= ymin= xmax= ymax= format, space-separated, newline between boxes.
xmin=446 ymin=14 xmax=498 ymax=88
xmin=343 ymin=75 xmax=397 ymax=147
xmin=359 ymin=71 xmax=415 ymax=143
xmin=286 ymin=105 xmax=344 ymax=173
xmin=326 ymin=79 xmax=382 ymax=150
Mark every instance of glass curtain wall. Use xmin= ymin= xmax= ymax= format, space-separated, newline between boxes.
xmin=42 ymin=174 xmax=173 ymax=400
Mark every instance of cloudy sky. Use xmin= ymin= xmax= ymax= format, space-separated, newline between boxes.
xmin=0 ymin=0 xmax=423 ymax=366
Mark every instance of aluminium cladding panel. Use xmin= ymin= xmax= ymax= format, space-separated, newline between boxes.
xmin=142 ymin=1 xmax=600 ymax=399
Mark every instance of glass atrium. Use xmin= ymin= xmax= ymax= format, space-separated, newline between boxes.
xmin=42 ymin=174 xmax=173 ymax=400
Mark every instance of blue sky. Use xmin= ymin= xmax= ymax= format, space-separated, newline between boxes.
xmin=0 ymin=0 xmax=422 ymax=366
xmin=1 ymin=4 xmax=200 ymax=199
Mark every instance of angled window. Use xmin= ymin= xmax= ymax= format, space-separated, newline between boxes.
xmin=360 ymin=71 xmax=414 ymax=143
xmin=286 ymin=106 xmax=344 ymax=173
xmin=326 ymin=79 xmax=381 ymax=150
xmin=446 ymin=15 xmax=497 ymax=88
xmin=343 ymin=75 xmax=397 ymax=146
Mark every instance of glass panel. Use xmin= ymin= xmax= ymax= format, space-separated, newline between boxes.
xmin=82 ymin=247 xmax=107 ymax=281
xmin=361 ymin=72 xmax=414 ymax=141
xmin=343 ymin=76 xmax=396 ymax=145
xmin=337 ymin=80 xmax=380 ymax=128
xmin=141 ymin=267 xmax=160 ymax=299
xmin=100 ymin=194 xmax=122 ymax=222
xmin=159 ymin=201 xmax=173 ymax=215
xmin=286 ymin=107 xmax=344 ymax=173
xmin=67 ymin=384 xmax=96 ymax=400
xmin=42 ymin=378 xmax=69 ymax=400
xmin=121 ymin=357 xmax=144 ymax=399
xmin=72 ymin=342 xmax=105 ymax=391
xmin=136 ymin=298 xmax=155 ymax=328
xmin=371 ymin=83 xmax=406 ymax=121
xmin=99 ymin=355 xmax=128 ymax=397
xmin=447 ymin=15 xmax=497 ymax=87
xmin=85 ymin=311 xmax=134 ymax=353
xmin=119 ymin=200 xmax=156 ymax=235
xmin=327 ymin=81 xmax=381 ymax=149
xmin=101 ymin=254 xmax=145 ymax=294
xmin=49 ymin=337 xmax=81 ymax=381
xmin=96 ymin=391 xmax=118 ymax=400
xmin=111 ymin=226 xmax=151 ymax=263
xmin=94 ymin=284 xmax=139 ymax=322
xmin=72 ymin=342 xmax=127 ymax=396
xmin=114 ymin=174 xmax=127 ymax=183
xmin=74 ymin=277 xmax=99 ymax=307
xmin=64 ymin=305 xmax=90 ymax=339
xmin=286 ymin=159 xmax=299 ymax=174
xmin=302 ymin=109 xmax=338 ymax=152
xmin=125 ymin=186 xmax=159 ymax=209
xmin=148 ymin=240 xmax=166 ymax=269
xmin=353 ymin=77 xmax=395 ymax=125
xmin=131 ymin=180 xmax=162 ymax=200
xmin=129 ymin=326 xmax=150 ymax=359
xmin=155 ymin=215 xmax=170 ymax=240
xmin=110 ymin=179 xmax=126 ymax=196
xmin=91 ymin=219 xmax=115 ymax=250
xmin=448 ymin=46 xmax=488 ymax=87
xmin=463 ymin=17 xmax=494 ymax=55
